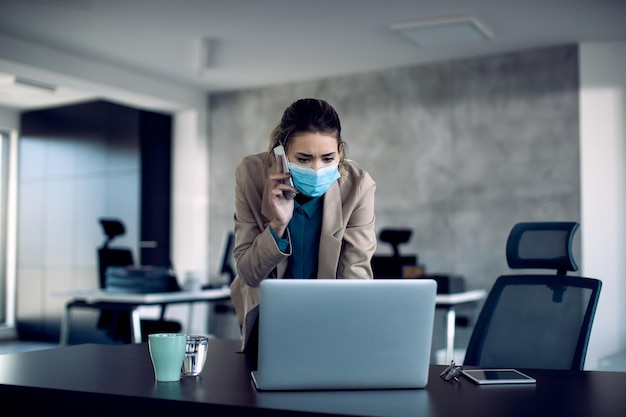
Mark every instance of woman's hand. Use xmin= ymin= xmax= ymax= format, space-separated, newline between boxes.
xmin=268 ymin=155 xmax=297 ymax=236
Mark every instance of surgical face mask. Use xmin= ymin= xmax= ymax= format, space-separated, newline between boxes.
xmin=288 ymin=162 xmax=341 ymax=197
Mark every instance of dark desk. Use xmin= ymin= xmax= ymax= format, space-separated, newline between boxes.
xmin=0 ymin=340 xmax=623 ymax=417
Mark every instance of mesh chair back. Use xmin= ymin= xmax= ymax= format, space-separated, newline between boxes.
xmin=464 ymin=275 xmax=601 ymax=370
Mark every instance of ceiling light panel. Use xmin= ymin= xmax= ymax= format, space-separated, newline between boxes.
xmin=14 ymin=76 xmax=57 ymax=93
xmin=390 ymin=16 xmax=493 ymax=48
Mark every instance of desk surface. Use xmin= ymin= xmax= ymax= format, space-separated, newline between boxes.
xmin=435 ymin=289 xmax=486 ymax=305
xmin=0 ymin=340 xmax=623 ymax=417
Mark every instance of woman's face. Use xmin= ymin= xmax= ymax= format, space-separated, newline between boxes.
xmin=286 ymin=132 xmax=342 ymax=170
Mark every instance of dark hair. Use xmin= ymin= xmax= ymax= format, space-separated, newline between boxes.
xmin=267 ymin=98 xmax=346 ymax=165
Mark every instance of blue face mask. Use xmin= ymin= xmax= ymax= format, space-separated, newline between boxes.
xmin=288 ymin=162 xmax=341 ymax=197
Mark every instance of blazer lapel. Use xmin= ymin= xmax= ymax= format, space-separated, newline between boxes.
xmin=318 ymin=182 xmax=342 ymax=278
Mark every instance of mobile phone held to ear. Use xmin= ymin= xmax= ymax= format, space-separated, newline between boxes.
xmin=273 ymin=145 xmax=295 ymax=199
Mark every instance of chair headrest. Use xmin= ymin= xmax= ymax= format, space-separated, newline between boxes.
xmin=379 ymin=229 xmax=412 ymax=245
xmin=378 ymin=229 xmax=412 ymax=257
xmin=506 ymin=222 xmax=579 ymax=274
xmin=100 ymin=218 xmax=126 ymax=240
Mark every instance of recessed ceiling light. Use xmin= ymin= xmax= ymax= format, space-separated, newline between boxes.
xmin=197 ymin=37 xmax=220 ymax=76
xmin=390 ymin=16 xmax=493 ymax=48
xmin=14 ymin=76 xmax=57 ymax=93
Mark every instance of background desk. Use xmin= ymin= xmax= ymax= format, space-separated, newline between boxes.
xmin=435 ymin=289 xmax=486 ymax=364
xmin=0 ymin=340 xmax=623 ymax=417
xmin=57 ymin=287 xmax=231 ymax=345
xmin=58 ymin=286 xmax=485 ymax=361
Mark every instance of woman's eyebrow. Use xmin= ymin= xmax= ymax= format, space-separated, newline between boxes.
xmin=296 ymin=151 xmax=337 ymax=158
xmin=294 ymin=152 xmax=312 ymax=158
xmin=294 ymin=151 xmax=337 ymax=158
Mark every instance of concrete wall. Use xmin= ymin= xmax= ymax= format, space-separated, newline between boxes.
xmin=207 ymin=44 xmax=580 ymax=360
xmin=208 ymin=44 xmax=580 ymax=291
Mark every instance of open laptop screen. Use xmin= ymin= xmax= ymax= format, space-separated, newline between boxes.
xmin=252 ymin=279 xmax=437 ymax=391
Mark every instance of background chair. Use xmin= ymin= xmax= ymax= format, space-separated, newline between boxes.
xmin=96 ymin=218 xmax=181 ymax=343
xmin=463 ymin=221 xmax=602 ymax=370
xmin=371 ymin=228 xmax=417 ymax=278
xmin=97 ymin=219 xmax=134 ymax=289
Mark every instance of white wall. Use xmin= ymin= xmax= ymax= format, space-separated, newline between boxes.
xmin=580 ymin=41 xmax=626 ymax=369
xmin=0 ymin=106 xmax=18 ymax=339
xmin=0 ymin=107 xmax=19 ymax=130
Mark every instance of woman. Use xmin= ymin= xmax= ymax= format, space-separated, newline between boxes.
xmin=230 ymin=98 xmax=377 ymax=353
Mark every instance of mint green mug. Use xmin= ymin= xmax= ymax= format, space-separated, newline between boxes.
xmin=148 ymin=333 xmax=187 ymax=382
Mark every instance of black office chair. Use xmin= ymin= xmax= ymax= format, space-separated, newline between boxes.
xmin=97 ymin=219 xmax=134 ymax=289
xmin=371 ymin=228 xmax=417 ymax=278
xmin=463 ymin=222 xmax=602 ymax=370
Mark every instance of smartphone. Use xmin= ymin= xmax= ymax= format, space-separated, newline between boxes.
xmin=273 ymin=145 xmax=295 ymax=199
xmin=461 ymin=369 xmax=536 ymax=385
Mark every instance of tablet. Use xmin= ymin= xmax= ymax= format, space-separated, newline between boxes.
xmin=461 ymin=369 xmax=536 ymax=385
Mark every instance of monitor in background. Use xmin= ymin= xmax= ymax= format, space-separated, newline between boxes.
xmin=218 ymin=231 xmax=236 ymax=283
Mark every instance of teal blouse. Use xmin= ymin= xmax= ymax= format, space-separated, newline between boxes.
xmin=269 ymin=196 xmax=323 ymax=279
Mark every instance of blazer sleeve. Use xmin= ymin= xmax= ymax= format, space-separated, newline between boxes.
xmin=232 ymin=155 xmax=289 ymax=287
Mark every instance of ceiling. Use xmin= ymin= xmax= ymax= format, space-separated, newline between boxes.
xmin=0 ymin=0 xmax=625 ymax=111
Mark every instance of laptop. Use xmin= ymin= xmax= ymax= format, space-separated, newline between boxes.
xmin=251 ymin=278 xmax=437 ymax=391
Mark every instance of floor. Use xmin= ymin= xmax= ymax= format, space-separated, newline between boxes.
xmin=597 ymin=350 xmax=626 ymax=372
xmin=0 ymin=339 xmax=58 ymax=355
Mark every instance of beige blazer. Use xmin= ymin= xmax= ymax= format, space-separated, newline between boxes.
xmin=230 ymin=152 xmax=376 ymax=351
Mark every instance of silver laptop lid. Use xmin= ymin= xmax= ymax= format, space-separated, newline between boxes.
xmin=253 ymin=279 xmax=437 ymax=390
